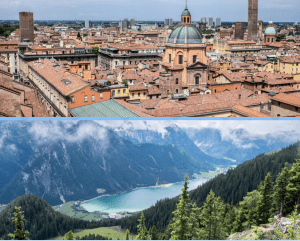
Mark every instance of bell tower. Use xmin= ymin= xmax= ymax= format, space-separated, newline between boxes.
xmin=181 ymin=1 xmax=192 ymax=26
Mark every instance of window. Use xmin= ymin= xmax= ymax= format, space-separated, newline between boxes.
xmin=143 ymin=92 xmax=146 ymax=96
xmin=193 ymin=55 xmax=197 ymax=63
xmin=100 ymin=93 xmax=103 ymax=99
xmin=176 ymin=78 xmax=179 ymax=84
xmin=85 ymin=65 xmax=88 ymax=70
xmin=123 ymin=89 xmax=126 ymax=94
xmin=130 ymin=61 xmax=132 ymax=65
xmin=84 ymin=95 xmax=88 ymax=102
xmin=132 ymin=93 xmax=134 ymax=97
xmin=71 ymin=96 xmax=74 ymax=103
xmin=79 ymin=65 xmax=82 ymax=68
xmin=92 ymin=95 xmax=95 ymax=102
xmin=169 ymin=54 xmax=171 ymax=63
xmin=138 ymin=93 xmax=140 ymax=97
xmin=118 ymin=90 xmax=120 ymax=94
xmin=184 ymin=17 xmax=186 ymax=23
xmin=115 ymin=61 xmax=118 ymax=66
xmin=123 ymin=61 xmax=125 ymax=65
xmin=167 ymin=90 xmax=170 ymax=94
xmin=179 ymin=55 xmax=183 ymax=65
xmin=176 ymin=89 xmax=178 ymax=93
xmin=112 ymin=90 xmax=115 ymax=96
xmin=195 ymin=76 xmax=200 ymax=85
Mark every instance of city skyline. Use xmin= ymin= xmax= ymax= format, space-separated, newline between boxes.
xmin=0 ymin=0 xmax=299 ymax=22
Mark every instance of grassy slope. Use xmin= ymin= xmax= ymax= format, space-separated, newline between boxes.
xmin=51 ymin=227 xmax=136 ymax=240
xmin=53 ymin=202 xmax=108 ymax=221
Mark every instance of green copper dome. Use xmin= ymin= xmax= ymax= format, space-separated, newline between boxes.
xmin=182 ymin=7 xmax=191 ymax=16
xmin=167 ymin=25 xmax=203 ymax=44
xmin=265 ymin=20 xmax=276 ymax=35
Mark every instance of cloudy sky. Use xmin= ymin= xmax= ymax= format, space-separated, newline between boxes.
xmin=0 ymin=0 xmax=299 ymax=22
xmin=23 ymin=120 xmax=300 ymax=146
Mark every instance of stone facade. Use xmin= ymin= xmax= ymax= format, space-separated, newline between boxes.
xmin=248 ymin=0 xmax=258 ymax=42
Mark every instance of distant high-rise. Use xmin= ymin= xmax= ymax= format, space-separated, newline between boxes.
xmin=122 ymin=18 xmax=128 ymax=30
xmin=19 ymin=11 xmax=34 ymax=42
xmin=164 ymin=18 xmax=173 ymax=26
xmin=201 ymin=18 xmax=207 ymax=24
xmin=208 ymin=17 xmax=213 ymax=27
xmin=248 ymin=0 xmax=258 ymax=42
xmin=118 ymin=20 xmax=123 ymax=31
xmin=216 ymin=18 xmax=221 ymax=27
xmin=85 ymin=20 xmax=89 ymax=28
xmin=164 ymin=18 xmax=169 ymax=25
xmin=235 ymin=22 xmax=245 ymax=40
xmin=130 ymin=18 xmax=136 ymax=28
xmin=169 ymin=18 xmax=173 ymax=26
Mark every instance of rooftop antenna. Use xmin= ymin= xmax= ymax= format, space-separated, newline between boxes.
xmin=186 ymin=0 xmax=188 ymax=8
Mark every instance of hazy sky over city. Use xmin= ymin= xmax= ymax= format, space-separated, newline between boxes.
xmin=0 ymin=0 xmax=299 ymax=22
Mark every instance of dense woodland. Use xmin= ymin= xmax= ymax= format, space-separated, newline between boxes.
xmin=98 ymin=142 xmax=300 ymax=234
xmin=0 ymin=142 xmax=299 ymax=240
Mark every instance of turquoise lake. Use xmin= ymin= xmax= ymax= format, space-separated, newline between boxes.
xmin=81 ymin=178 xmax=208 ymax=213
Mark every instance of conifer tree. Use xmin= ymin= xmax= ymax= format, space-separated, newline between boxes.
xmin=223 ymin=206 xmax=237 ymax=236
xmin=273 ymin=162 xmax=290 ymax=217
xmin=189 ymin=202 xmax=202 ymax=239
xmin=286 ymin=156 xmax=300 ymax=213
xmin=199 ymin=189 xmax=225 ymax=240
xmin=8 ymin=206 xmax=29 ymax=240
xmin=125 ymin=229 xmax=130 ymax=240
xmin=169 ymin=174 xmax=191 ymax=240
xmin=254 ymin=172 xmax=273 ymax=225
xmin=136 ymin=212 xmax=148 ymax=240
xmin=149 ymin=226 xmax=158 ymax=240
xmin=231 ymin=209 xmax=246 ymax=234
xmin=63 ymin=230 xmax=76 ymax=240
xmin=240 ymin=190 xmax=261 ymax=229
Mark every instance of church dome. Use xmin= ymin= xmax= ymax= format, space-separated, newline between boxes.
xmin=181 ymin=7 xmax=191 ymax=16
xmin=167 ymin=25 xmax=203 ymax=44
xmin=265 ymin=20 xmax=276 ymax=35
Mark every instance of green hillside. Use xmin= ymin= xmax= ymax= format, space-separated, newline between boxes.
xmin=52 ymin=227 xmax=136 ymax=240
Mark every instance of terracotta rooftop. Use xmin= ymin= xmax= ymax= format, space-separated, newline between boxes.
xmin=28 ymin=59 xmax=90 ymax=96
xmin=271 ymin=92 xmax=300 ymax=107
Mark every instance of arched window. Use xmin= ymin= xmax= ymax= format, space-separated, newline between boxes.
xmin=176 ymin=78 xmax=179 ymax=84
xmin=184 ymin=17 xmax=186 ymax=23
xmin=195 ymin=76 xmax=199 ymax=85
xmin=187 ymin=17 xmax=190 ymax=23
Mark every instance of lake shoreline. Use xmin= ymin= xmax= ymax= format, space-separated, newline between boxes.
xmin=80 ymin=177 xmax=209 ymax=214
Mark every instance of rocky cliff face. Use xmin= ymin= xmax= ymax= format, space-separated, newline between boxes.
xmin=228 ymin=215 xmax=300 ymax=240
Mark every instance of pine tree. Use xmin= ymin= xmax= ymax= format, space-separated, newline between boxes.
xmin=239 ymin=190 xmax=261 ymax=229
xmin=169 ymin=174 xmax=191 ymax=240
xmin=198 ymin=190 xmax=225 ymax=240
xmin=231 ymin=209 xmax=246 ymax=234
xmin=254 ymin=172 xmax=273 ymax=225
xmin=63 ymin=230 xmax=76 ymax=240
xmin=286 ymin=156 xmax=300 ymax=213
xmin=189 ymin=202 xmax=202 ymax=239
xmin=136 ymin=212 xmax=148 ymax=240
xmin=8 ymin=206 xmax=29 ymax=240
xmin=149 ymin=226 xmax=158 ymax=240
xmin=273 ymin=162 xmax=290 ymax=217
xmin=223 ymin=206 xmax=237 ymax=236
xmin=125 ymin=229 xmax=130 ymax=240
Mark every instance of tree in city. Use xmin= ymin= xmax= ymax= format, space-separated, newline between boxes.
xmin=8 ymin=206 xmax=29 ymax=240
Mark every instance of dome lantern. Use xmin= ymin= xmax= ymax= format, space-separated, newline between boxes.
xmin=181 ymin=0 xmax=191 ymax=25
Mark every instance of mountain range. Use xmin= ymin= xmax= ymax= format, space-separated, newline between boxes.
xmin=0 ymin=120 xmax=296 ymax=206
